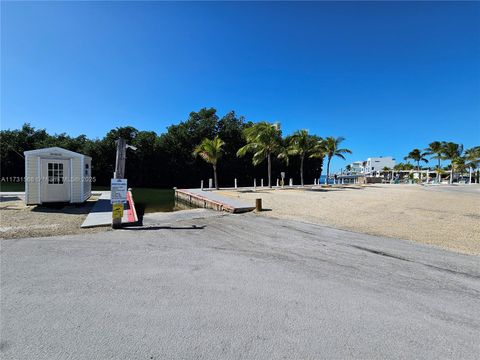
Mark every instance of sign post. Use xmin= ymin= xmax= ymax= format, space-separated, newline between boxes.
xmin=112 ymin=138 xmax=126 ymax=229
xmin=111 ymin=178 xmax=127 ymax=229
xmin=111 ymin=137 xmax=136 ymax=229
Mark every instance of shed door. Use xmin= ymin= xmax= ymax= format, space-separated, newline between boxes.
xmin=41 ymin=159 xmax=71 ymax=202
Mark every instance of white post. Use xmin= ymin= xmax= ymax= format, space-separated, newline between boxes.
xmin=261 ymin=178 xmax=264 ymax=187
xmin=276 ymin=179 xmax=279 ymax=187
xmin=289 ymin=178 xmax=293 ymax=187
xmin=314 ymin=178 xmax=317 ymax=185
xmin=234 ymin=178 xmax=237 ymax=189
xmin=469 ymin=167 xmax=472 ymax=184
xmin=209 ymin=178 xmax=213 ymax=189
xmin=201 ymin=180 xmax=204 ymax=190
xmin=254 ymin=178 xmax=256 ymax=190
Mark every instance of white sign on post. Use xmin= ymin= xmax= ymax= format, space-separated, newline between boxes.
xmin=111 ymin=179 xmax=127 ymax=204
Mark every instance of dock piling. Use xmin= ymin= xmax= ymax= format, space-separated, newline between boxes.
xmin=255 ymin=198 xmax=262 ymax=212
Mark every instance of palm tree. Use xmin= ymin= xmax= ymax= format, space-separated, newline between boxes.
xmin=424 ymin=141 xmax=443 ymax=169
xmin=394 ymin=163 xmax=405 ymax=171
xmin=404 ymin=149 xmax=429 ymax=170
xmin=424 ymin=141 xmax=444 ymax=182
xmin=441 ymin=142 xmax=463 ymax=184
xmin=237 ymin=122 xmax=283 ymax=188
xmin=322 ymin=137 xmax=352 ymax=185
xmin=382 ymin=166 xmax=391 ymax=180
xmin=464 ymin=146 xmax=480 ymax=183
xmin=193 ymin=136 xmax=225 ymax=190
xmin=310 ymin=139 xmax=326 ymax=183
xmin=403 ymin=162 xmax=415 ymax=171
xmin=286 ymin=130 xmax=321 ymax=186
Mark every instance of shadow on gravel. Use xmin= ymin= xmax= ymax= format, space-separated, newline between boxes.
xmin=124 ymin=225 xmax=206 ymax=231
xmin=307 ymin=186 xmax=364 ymax=192
xmin=0 ymin=196 xmax=22 ymax=202
xmin=30 ymin=202 xmax=95 ymax=215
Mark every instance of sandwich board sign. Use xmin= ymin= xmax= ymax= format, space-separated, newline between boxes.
xmin=111 ymin=179 xmax=127 ymax=204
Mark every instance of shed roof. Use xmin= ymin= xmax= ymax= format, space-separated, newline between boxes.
xmin=24 ymin=147 xmax=92 ymax=159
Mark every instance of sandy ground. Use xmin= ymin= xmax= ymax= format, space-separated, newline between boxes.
xmin=0 ymin=195 xmax=109 ymax=239
xmin=219 ymin=184 xmax=480 ymax=255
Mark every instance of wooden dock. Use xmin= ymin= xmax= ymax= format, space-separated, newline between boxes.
xmin=175 ymin=188 xmax=255 ymax=213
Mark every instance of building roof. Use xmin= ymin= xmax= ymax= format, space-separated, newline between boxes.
xmin=24 ymin=147 xmax=91 ymax=159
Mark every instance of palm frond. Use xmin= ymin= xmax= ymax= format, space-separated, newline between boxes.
xmin=193 ymin=136 xmax=225 ymax=165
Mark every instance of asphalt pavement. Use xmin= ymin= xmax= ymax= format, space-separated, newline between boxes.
xmin=1 ymin=210 xmax=479 ymax=359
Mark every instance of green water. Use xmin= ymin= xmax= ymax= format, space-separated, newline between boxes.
xmin=0 ymin=182 xmax=25 ymax=192
xmin=132 ymin=188 xmax=177 ymax=213
xmin=100 ymin=187 xmax=191 ymax=214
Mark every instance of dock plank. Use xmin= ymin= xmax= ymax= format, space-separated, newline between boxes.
xmin=175 ymin=188 xmax=255 ymax=213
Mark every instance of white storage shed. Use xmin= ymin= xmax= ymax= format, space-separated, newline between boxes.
xmin=24 ymin=147 xmax=92 ymax=205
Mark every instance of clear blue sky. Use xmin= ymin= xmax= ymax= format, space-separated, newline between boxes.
xmin=2 ymin=1 xmax=479 ymax=171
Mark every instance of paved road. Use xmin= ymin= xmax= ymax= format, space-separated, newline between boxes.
xmin=1 ymin=210 xmax=479 ymax=359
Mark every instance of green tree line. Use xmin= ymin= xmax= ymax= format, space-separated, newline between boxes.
xmin=1 ymin=108 xmax=329 ymax=188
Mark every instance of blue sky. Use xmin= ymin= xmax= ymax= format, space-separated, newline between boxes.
xmin=2 ymin=1 xmax=479 ymax=171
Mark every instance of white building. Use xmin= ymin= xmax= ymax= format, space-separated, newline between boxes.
xmin=348 ymin=161 xmax=364 ymax=173
xmin=364 ymin=156 xmax=396 ymax=175
xmin=24 ymin=147 xmax=92 ymax=205
xmin=347 ymin=156 xmax=396 ymax=176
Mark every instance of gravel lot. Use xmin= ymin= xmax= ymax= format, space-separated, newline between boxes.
xmin=1 ymin=211 xmax=479 ymax=359
xmin=0 ymin=195 xmax=108 ymax=239
xmin=219 ymin=184 xmax=480 ymax=255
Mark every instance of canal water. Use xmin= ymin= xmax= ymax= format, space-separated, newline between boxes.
xmin=131 ymin=188 xmax=197 ymax=214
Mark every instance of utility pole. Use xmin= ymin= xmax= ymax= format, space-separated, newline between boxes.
xmin=114 ymin=138 xmax=126 ymax=180
xmin=112 ymin=138 xmax=127 ymax=229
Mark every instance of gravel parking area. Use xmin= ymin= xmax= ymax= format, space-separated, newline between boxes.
xmin=0 ymin=195 xmax=108 ymax=239
xmin=219 ymin=184 xmax=480 ymax=255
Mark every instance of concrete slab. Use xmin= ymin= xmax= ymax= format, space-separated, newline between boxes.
xmin=176 ymin=188 xmax=255 ymax=213
xmin=142 ymin=208 xmax=224 ymax=226
xmin=81 ymin=191 xmax=137 ymax=228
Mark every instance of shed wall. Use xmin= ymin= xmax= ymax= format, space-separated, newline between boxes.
xmin=25 ymin=155 xmax=40 ymax=204
xmin=83 ymin=157 xmax=92 ymax=201
xmin=70 ymin=157 xmax=83 ymax=203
